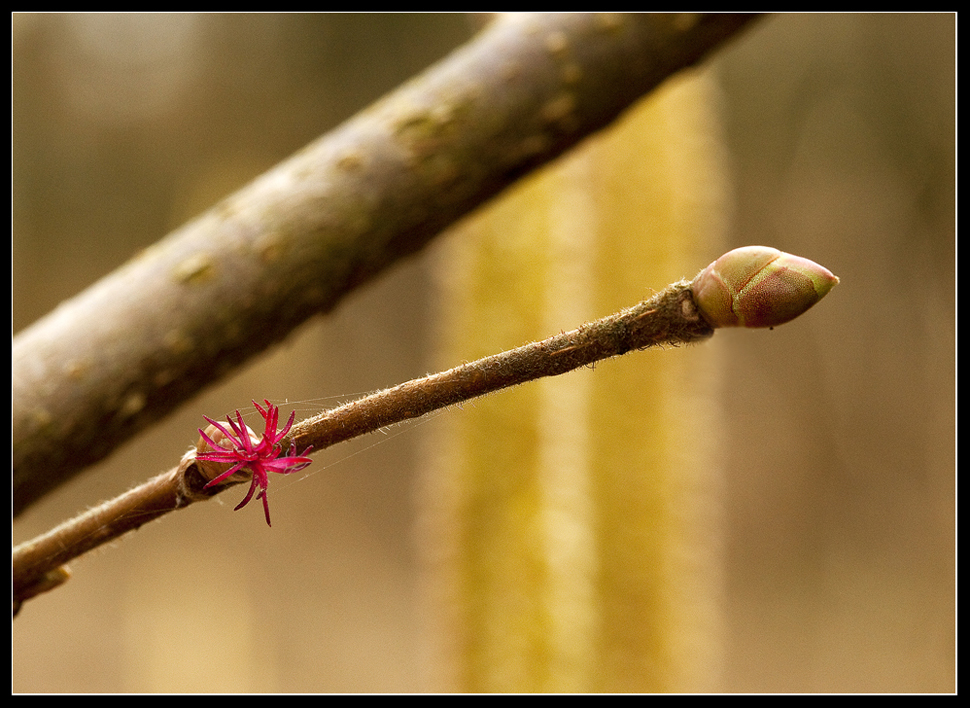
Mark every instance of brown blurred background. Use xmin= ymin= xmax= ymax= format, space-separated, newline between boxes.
xmin=13 ymin=14 xmax=954 ymax=692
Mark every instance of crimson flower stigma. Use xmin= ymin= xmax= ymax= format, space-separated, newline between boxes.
xmin=196 ymin=400 xmax=313 ymax=526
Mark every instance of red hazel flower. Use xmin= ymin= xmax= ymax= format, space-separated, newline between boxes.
xmin=196 ymin=400 xmax=313 ymax=526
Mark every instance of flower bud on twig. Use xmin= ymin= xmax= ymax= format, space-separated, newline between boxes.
xmin=195 ymin=422 xmax=258 ymax=485
xmin=195 ymin=400 xmax=313 ymax=527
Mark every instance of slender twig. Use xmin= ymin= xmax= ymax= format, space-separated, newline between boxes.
xmin=12 ymin=280 xmax=711 ymax=614
xmin=11 ymin=453 xmax=232 ymax=616
xmin=285 ymin=281 xmax=710 ymax=452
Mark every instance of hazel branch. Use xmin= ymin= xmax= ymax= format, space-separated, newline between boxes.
xmin=12 ymin=246 xmax=838 ymax=614
xmin=286 ymin=281 xmax=711 ymax=453
xmin=13 ymin=13 xmax=764 ymax=516
xmin=12 ymin=279 xmax=711 ymax=614
xmin=12 ymin=452 xmax=236 ymax=616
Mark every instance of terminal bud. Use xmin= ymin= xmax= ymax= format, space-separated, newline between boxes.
xmin=691 ymin=246 xmax=839 ymax=328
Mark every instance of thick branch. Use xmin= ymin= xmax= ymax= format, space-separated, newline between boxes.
xmin=13 ymin=13 xmax=762 ymax=515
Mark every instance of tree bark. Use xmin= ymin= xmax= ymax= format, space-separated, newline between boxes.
xmin=13 ymin=13 xmax=762 ymax=516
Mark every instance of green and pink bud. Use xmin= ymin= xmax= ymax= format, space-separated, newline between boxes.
xmin=691 ymin=246 xmax=839 ymax=328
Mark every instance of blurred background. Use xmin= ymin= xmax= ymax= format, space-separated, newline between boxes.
xmin=13 ymin=14 xmax=954 ymax=693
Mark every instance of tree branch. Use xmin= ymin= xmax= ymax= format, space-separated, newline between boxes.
xmin=11 ymin=452 xmax=229 ymax=616
xmin=13 ymin=13 xmax=763 ymax=516
xmin=13 ymin=279 xmax=712 ymax=614
xmin=13 ymin=238 xmax=838 ymax=613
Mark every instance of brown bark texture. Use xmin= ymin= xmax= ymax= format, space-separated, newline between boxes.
xmin=13 ymin=13 xmax=761 ymax=515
